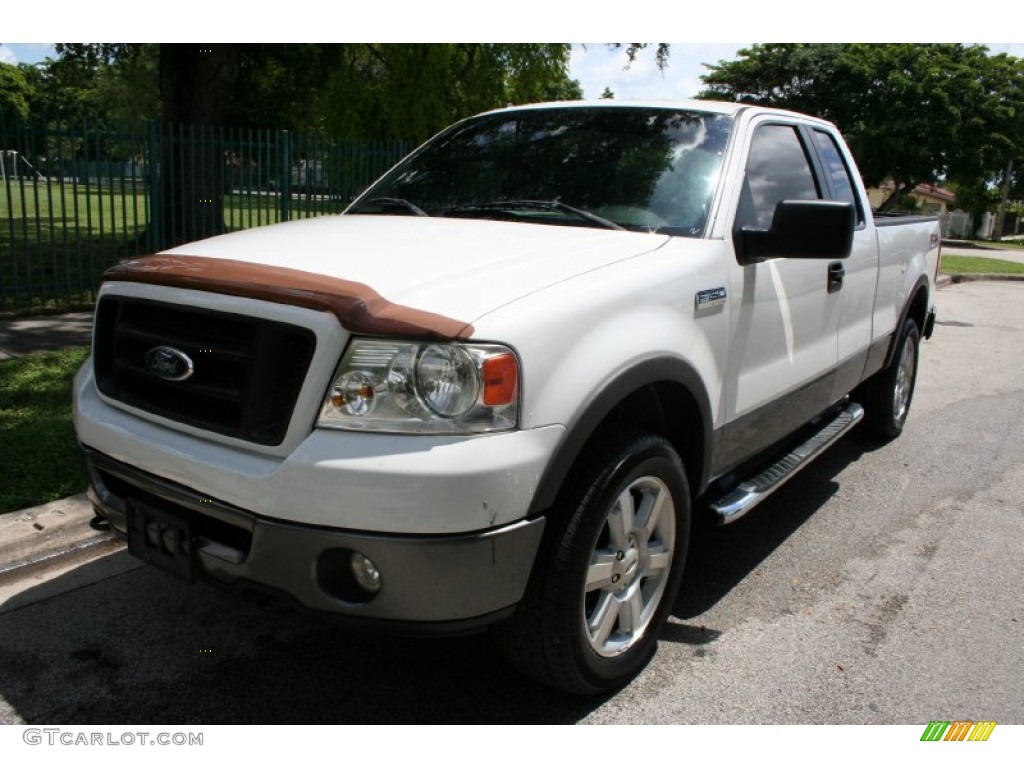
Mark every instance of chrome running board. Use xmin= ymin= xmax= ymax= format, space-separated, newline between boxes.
xmin=710 ymin=403 xmax=864 ymax=525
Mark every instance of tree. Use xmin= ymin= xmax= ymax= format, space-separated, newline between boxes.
xmin=91 ymin=45 xmax=160 ymax=124
xmin=0 ymin=62 xmax=33 ymax=121
xmin=318 ymin=44 xmax=581 ymax=142
xmin=698 ymin=44 xmax=1024 ymax=211
xmin=26 ymin=45 xmax=159 ymax=124
xmin=225 ymin=44 xmax=334 ymax=131
xmin=949 ymin=179 xmax=1000 ymax=220
xmin=156 ymin=44 xmax=242 ymax=240
xmin=56 ymin=43 xmax=584 ymax=139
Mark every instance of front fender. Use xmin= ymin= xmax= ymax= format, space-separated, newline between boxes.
xmin=527 ymin=355 xmax=714 ymax=515
xmin=469 ymin=238 xmax=731 ymax=518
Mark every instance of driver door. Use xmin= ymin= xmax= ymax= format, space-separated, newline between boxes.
xmin=719 ymin=120 xmax=842 ymax=470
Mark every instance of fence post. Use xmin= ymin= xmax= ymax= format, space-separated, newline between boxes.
xmin=279 ymin=129 xmax=291 ymax=222
xmin=146 ymin=120 xmax=163 ymax=251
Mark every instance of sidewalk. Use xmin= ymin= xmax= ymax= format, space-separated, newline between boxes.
xmin=0 ymin=311 xmax=93 ymax=361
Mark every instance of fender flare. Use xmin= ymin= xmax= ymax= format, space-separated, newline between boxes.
xmin=527 ymin=357 xmax=713 ymax=516
xmin=883 ymin=275 xmax=931 ymax=370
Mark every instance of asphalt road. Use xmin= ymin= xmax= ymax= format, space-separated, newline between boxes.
xmin=0 ymin=281 xmax=1021 ymax=725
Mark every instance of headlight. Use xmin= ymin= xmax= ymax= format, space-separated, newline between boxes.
xmin=414 ymin=344 xmax=480 ymax=417
xmin=318 ymin=339 xmax=519 ymax=434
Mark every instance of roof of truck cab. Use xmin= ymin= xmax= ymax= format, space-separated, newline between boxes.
xmin=482 ymin=98 xmax=741 ymax=115
xmin=478 ymin=99 xmax=835 ymax=127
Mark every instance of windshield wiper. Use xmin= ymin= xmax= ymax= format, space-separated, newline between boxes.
xmin=441 ymin=200 xmax=625 ymax=231
xmin=349 ymin=197 xmax=429 ymax=217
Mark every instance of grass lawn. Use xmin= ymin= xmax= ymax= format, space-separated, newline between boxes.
xmin=940 ymin=255 xmax=1024 ymax=275
xmin=0 ymin=347 xmax=90 ymax=514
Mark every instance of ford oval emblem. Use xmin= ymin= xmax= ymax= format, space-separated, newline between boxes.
xmin=145 ymin=346 xmax=194 ymax=382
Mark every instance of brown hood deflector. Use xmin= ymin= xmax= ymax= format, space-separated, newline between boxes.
xmin=102 ymin=254 xmax=474 ymax=341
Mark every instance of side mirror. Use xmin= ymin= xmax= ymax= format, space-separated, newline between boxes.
xmin=735 ymin=199 xmax=855 ymax=265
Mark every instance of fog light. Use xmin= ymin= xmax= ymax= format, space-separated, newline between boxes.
xmin=350 ymin=552 xmax=382 ymax=594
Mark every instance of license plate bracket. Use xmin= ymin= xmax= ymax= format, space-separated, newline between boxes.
xmin=127 ymin=499 xmax=196 ymax=582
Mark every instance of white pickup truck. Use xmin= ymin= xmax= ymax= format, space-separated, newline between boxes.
xmin=74 ymin=100 xmax=940 ymax=694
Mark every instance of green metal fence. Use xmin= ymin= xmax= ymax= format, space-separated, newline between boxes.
xmin=0 ymin=112 xmax=410 ymax=313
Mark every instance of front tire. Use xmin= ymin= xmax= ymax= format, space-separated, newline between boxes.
xmin=496 ymin=432 xmax=690 ymax=695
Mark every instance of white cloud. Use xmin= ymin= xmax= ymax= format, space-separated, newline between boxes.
xmin=0 ymin=46 xmax=18 ymax=65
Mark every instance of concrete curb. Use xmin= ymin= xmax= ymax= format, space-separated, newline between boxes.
xmin=0 ymin=493 xmax=117 ymax=578
xmin=941 ymin=239 xmax=1000 ymax=251
xmin=948 ymin=273 xmax=1024 ymax=284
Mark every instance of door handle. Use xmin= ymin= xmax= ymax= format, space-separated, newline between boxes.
xmin=827 ymin=262 xmax=845 ymax=294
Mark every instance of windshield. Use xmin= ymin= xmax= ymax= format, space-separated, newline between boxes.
xmin=348 ymin=106 xmax=733 ymax=237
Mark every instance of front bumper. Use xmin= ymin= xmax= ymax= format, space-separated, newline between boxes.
xmin=85 ymin=448 xmax=545 ymax=632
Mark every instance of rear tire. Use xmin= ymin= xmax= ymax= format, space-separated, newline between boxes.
xmin=496 ymin=432 xmax=690 ymax=695
xmin=861 ymin=317 xmax=920 ymax=439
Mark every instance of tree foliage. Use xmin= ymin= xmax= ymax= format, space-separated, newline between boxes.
xmin=0 ymin=62 xmax=33 ymax=121
xmin=316 ymin=44 xmax=580 ymax=142
xmin=45 ymin=44 xmax=159 ymax=123
xmin=613 ymin=43 xmax=671 ymax=71
xmin=49 ymin=44 xmax=583 ymax=141
xmin=698 ymin=44 xmax=1024 ymax=210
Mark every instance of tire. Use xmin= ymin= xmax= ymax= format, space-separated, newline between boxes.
xmin=861 ymin=317 xmax=920 ymax=439
xmin=496 ymin=432 xmax=690 ymax=695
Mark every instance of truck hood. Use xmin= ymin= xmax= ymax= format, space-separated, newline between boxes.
xmin=160 ymin=215 xmax=670 ymax=329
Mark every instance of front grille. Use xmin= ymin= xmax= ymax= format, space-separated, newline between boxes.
xmin=94 ymin=297 xmax=316 ymax=445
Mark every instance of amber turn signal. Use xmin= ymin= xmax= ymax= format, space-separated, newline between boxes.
xmin=482 ymin=353 xmax=518 ymax=406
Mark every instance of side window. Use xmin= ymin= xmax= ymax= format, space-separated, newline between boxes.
xmin=812 ymin=129 xmax=862 ymax=224
xmin=737 ymin=124 xmax=820 ymax=230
